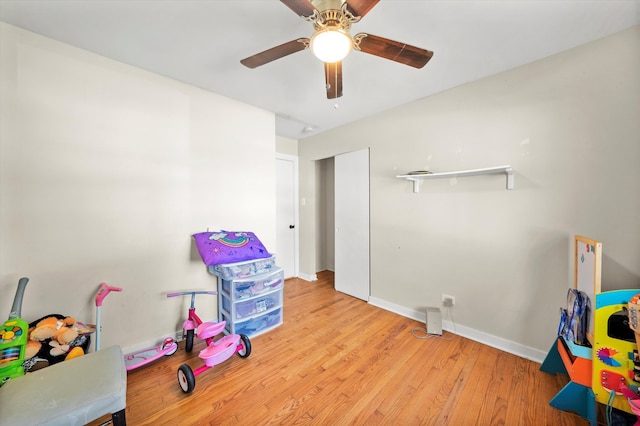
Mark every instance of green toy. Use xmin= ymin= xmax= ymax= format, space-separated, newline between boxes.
xmin=0 ymin=277 xmax=29 ymax=386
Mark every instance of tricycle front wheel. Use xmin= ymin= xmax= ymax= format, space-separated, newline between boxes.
xmin=237 ymin=334 xmax=251 ymax=358
xmin=178 ymin=364 xmax=195 ymax=393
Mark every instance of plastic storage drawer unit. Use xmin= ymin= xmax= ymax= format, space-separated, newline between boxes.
xmin=221 ymin=267 xmax=284 ymax=300
xmin=212 ymin=260 xmax=284 ymax=338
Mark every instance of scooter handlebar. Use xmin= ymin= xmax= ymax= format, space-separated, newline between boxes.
xmin=95 ymin=282 xmax=122 ymax=306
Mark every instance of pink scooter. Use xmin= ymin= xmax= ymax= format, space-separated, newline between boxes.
xmin=95 ymin=283 xmax=178 ymax=370
xmin=167 ymin=291 xmax=251 ymax=394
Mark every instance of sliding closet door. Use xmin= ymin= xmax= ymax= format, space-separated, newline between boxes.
xmin=334 ymin=148 xmax=370 ymax=301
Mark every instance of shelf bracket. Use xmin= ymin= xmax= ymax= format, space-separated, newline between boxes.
xmin=411 ymin=179 xmax=421 ymax=193
xmin=505 ymin=167 xmax=514 ymax=190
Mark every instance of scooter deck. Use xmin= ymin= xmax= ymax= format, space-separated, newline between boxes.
xmin=124 ymin=341 xmax=178 ymax=371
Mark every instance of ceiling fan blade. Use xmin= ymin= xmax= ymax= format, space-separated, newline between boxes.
xmin=241 ymin=39 xmax=310 ymax=69
xmin=354 ymin=33 xmax=434 ymax=69
xmin=280 ymin=0 xmax=316 ymax=17
xmin=324 ymin=61 xmax=343 ymax=99
xmin=345 ymin=0 xmax=380 ymax=18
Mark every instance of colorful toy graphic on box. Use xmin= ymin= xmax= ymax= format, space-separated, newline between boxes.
xmin=193 ymin=231 xmax=271 ymax=266
xmin=629 ymin=294 xmax=640 ymax=381
xmin=592 ymin=290 xmax=640 ymax=417
xmin=624 ymin=294 xmax=640 ymax=419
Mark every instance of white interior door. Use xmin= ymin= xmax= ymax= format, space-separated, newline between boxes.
xmin=334 ymin=149 xmax=370 ymax=301
xmin=276 ymin=155 xmax=298 ymax=278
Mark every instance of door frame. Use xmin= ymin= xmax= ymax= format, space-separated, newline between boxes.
xmin=276 ymin=153 xmax=299 ymax=278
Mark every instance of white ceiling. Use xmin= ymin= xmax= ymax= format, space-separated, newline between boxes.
xmin=1 ymin=0 xmax=638 ymax=140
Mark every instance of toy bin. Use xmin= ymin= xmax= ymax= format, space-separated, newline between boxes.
xmin=208 ymin=255 xmax=276 ymax=280
xmin=221 ymin=267 xmax=284 ymax=300
xmin=221 ymin=307 xmax=282 ymax=338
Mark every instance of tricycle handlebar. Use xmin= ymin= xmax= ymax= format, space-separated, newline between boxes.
xmin=167 ymin=291 xmax=218 ymax=298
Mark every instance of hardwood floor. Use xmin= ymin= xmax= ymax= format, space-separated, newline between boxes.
xmin=90 ymin=271 xmax=587 ymax=425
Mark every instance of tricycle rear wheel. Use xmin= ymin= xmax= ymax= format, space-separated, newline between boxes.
xmin=237 ymin=334 xmax=251 ymax=358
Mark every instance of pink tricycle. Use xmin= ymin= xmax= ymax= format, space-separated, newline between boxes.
xmin=167 ymin=291 xmax=251 ymax=394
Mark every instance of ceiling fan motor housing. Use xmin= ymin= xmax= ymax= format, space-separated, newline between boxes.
xmin=309 ymin=1 xmax=360 ymax=30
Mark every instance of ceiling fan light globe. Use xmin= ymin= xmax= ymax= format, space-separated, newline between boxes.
xmin=311 ymin=28 xmax=353 ymax=63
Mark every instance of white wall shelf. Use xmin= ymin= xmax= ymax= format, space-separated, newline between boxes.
xmin=396 ymin=165 xmax=514 ymax=193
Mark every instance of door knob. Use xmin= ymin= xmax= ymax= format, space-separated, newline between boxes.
xmin=289 ymin=225 xmax=295 ymax=229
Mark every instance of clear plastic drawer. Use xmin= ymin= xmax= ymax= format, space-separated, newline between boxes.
xmin=208 ymin=255 xmax=276 ymax=280
xmin=222 ymin=307 xmax=282 ymax=338
xmin=221 ymin=288 xmax=283 ymax=320
xmin=221 ymin=267 xmax=284 ymax=300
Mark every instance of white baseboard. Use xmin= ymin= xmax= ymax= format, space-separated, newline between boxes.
xmin=368 ymin=296 xmax=547 ymax=364
xmin=298 ymin=272 xmax=317 ymax=282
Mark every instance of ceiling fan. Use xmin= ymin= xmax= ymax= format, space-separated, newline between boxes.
xmin=240 ymin=0 xmax=434 ymax=99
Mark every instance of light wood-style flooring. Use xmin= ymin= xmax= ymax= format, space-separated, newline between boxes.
xmin=90 ymin=271 xmax=587 ymax=425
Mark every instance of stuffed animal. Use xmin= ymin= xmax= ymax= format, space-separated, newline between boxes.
xmin=24 ymin=340 xmax=41 ymax=359
xmin=49 ymin=341 xmax=69 ymax=357
xmin=28 ymin=317 xmax=57 ymax=341
xmin=21 ymin=340 xmax=49 ymax=372
xmin=29 ymin=316 xmax=79 ymax=345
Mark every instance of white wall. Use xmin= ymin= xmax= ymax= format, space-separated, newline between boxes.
xmin=0 ymin=23 xmax=276 ymax=353
xmin=298 ymin=26 xmax=640 ymax=358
